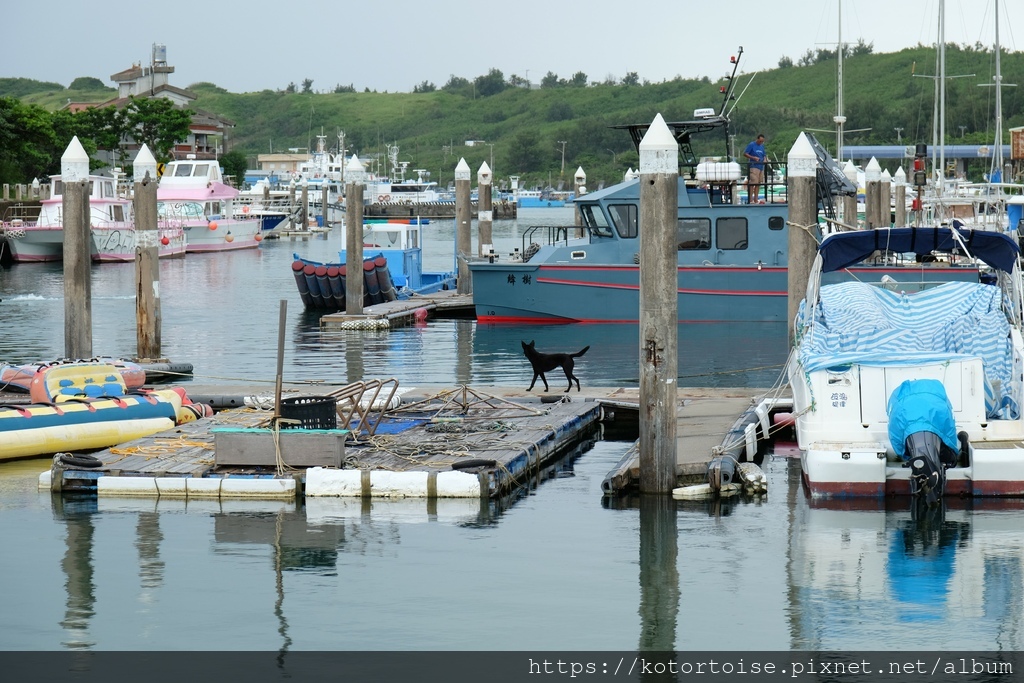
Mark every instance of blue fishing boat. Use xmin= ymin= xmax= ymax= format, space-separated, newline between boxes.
xmin=469 ymin=48 xmax=870 ymax=323
xmin=291 ymin=219 xmax=455 ymax=310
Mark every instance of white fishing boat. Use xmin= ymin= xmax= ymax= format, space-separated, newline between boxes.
xmin=158 ymin=156 xmax=262 ymax=252
xmin=788 ymin=226 xmax=1024 ymax=500
xmin=3 ymin=173 xmax=186 ymax=263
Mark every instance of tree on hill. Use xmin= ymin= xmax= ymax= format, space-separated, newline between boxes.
xmin=68 ymin=77 xmax=108 ymax=91
xmin=474 ymin=68 xmax=506 ymax=97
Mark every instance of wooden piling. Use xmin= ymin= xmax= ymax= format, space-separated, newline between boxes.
xmin=477 ymin=162 xmax=492 ymax=257
xmin=345 ymin=180 xmax=365 ymax=315
xmin=894 ymin=167 xmax=907 ymax=227
xmin=637 ymin=114 xmax=678 ymax=494
xmin=865 ymin=157 xmax=882 ymax=229
xmin=61 ymin=137 xmax=92 ymax=359
xmin=881 ymin=169 xmax=892 ymax=228
xmin=787 ymin=133 xmax=819 ymax=346
xmin=300 ymin=181 xmax=309 ymax=228
xmin=321 ymin=183 xmax=329 ymax=227
xmin=842 ymin=160 xmax=859 ymax=229
xmin=133 ymin=145 xmax=161 ymax=359
xmin=455 ymin=158 xmax=472 ymax=294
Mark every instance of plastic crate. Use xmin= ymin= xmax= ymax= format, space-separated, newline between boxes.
xmin=279 ymin=395 xmax=337 ymax=430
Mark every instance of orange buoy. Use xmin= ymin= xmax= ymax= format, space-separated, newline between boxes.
xmin=208 ymin=221 xmax=218 ymax=231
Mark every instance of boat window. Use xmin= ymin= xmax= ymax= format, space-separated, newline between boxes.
xmin=52 ymin=180 xmax=63 ymax=196
xmin=157 ymin=201 xmax=205 ymax=219
xmin=677 ymin=218 xmax=711 ymax=250
xmin=580 ymin=204 xmax=614 ymax=237
xmin=173 ymin=164 xmax=192 ymax=177
xmin=207 ymin=202 xmax=221 ymax=215
xmin=609 ymin=204 xmax=638 ymax=239
xmin=100 ymin=181 xmax=114 ymax=198
xmin=111 ymin=205 xmax=124 ymax=222
xmin=193 ymin=164 xmax=210 ymax=177
xmin=716 ymin=217 xmax=748 ymax=250
xmin=769 ymin=216 xmax=785 ymax=230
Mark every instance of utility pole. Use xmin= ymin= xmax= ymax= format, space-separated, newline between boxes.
xmin=557 ymin=140 xmax=567 ymax=175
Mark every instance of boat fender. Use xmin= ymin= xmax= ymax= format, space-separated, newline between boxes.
xmin=57 ymin=452 xmax=103 ymax=469
xmin=451 ymin=458 xmax=497 ymax=471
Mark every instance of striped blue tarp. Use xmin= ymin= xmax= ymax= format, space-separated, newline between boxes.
xmin=798 ymin=281 xmax=1018 ymax=419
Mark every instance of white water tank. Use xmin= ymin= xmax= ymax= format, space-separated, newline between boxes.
xmin=695 ymin=161 xmax=741 ymax=182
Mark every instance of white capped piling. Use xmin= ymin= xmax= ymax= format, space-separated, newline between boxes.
xmin=574 ymin=166 xmax=587 ymax=235
xmin=894 ymin=167 xmax=907 ymax=227
xmin=865 ymin=157 xmax=882 ymax=228
xmin=881 ymin=169 xmax=892 ymax=228
xmin=637 ymin=114 xmax=678 ymax=494
xmin=842 ymin=160 xmax=859 ymax=229
xmin=477 ymin=161 xmax=493 ymax=257
xmin=133 ymin=144 xmax=161 ymax=359
xmin=787 ymin=133 xmax=818 ymax=346
xmin=345 ymin=154 xmax=366 ymax=314
xmin=61 ymin=136 xmax=92 ymax=359
xmin=455 ymin=158 xmax=472 ymax=294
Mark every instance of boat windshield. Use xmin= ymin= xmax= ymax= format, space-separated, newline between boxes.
xmin=157 ymin=201 xmax=205 ymax=219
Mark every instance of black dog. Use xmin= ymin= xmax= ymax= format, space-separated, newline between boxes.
xmin=521 ymin=340 xmax=589 ymax=392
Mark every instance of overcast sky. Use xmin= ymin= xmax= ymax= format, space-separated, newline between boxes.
xmin=3 ymin=0 xmax=1020 ymax=94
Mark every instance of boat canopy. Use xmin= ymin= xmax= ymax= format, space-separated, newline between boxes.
xmin=819 ymin=227 xmax=1020 ymax=274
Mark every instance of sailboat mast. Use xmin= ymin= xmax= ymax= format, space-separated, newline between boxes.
xmin=836 ymin=0 xmax=844 ymax=161
xmin=992 ymin=0 xmax=1004 ymax=180
xmin=939 ymin=0 xmax=946 ymax=193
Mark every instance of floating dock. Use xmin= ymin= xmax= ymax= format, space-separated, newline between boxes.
xmin=319 ymin=290 xmax=474 ymax=329
xmin=41 ymin=385 xmax=604 ymax=501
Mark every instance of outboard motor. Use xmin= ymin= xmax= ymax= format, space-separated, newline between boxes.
xmin=904 ymin=431 xmax=958 ymax=505
xmin=887 ymin=379 xmax=964 ymax=506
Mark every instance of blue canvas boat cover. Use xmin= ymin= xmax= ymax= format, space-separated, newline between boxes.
xmin=796 ymin=280 xmax=1018 ymax=419
xmin=886 ymin=379 xmax=959 ymax=459
xmin=818 ymin=227 xmax=1020 ymax=274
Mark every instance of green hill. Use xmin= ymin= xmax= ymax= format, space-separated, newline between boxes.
xmin=3 ymin=44 xmax=1023 ymax=188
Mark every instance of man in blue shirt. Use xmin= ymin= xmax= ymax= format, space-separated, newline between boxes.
xmin=743 ymin=134 xmax=766 ymax=204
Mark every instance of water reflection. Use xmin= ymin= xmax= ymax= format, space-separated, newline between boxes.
xmin=792 ymin=495 xmax=1024 ymax=650
xmin=637 ymin=494 xmax=678 ymax=651
xmin=53 ymin=497 xmax=97 ymax=650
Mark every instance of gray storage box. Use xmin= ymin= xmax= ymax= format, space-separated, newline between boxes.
xmin=212 ymin=427 xmax=348 ymax=468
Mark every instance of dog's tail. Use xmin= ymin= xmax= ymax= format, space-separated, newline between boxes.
xmin=573 ymin=346 xmax=590 ymax=357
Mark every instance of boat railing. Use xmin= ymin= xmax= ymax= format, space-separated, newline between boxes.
xmin=515 ymin=224 xmax=592 ymax=259
xmin=1 ymin=203 xmax=42 ymax=229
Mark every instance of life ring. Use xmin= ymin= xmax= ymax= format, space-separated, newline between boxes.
xmin=58 ymin=452 xmax=103 ymax=469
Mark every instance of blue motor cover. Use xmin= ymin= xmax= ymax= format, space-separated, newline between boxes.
xmin=887 ymin=379 xmax=959 ymax=460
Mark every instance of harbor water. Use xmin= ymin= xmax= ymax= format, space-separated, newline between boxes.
xmin=2 ymin=209 xmax=1024 ymax=652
